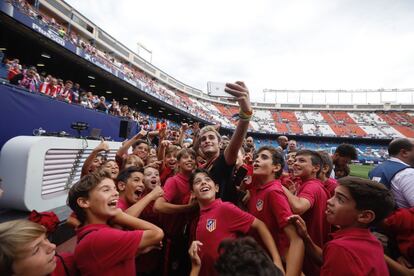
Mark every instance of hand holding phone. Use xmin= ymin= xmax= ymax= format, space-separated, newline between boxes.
xmin=207 ymin=82 xmax=232 ymax=98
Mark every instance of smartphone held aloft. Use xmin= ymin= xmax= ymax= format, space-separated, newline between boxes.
xmin=207 ymin=82 xmax=232 ymax=98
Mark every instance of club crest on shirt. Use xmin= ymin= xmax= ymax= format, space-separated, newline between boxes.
xmin=206 ymin=219 xmax=216 ymax=232
xmin=256 ymin=199 xmax=264 ymax=211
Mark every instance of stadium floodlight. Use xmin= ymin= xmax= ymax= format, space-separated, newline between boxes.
xmin=41 ymin=53 xmax=51 ymax=59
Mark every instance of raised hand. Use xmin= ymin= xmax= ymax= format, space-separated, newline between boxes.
xmin=149 ymin=185 xmax=164 ymax=200
xmin=181 ymin=123 xmax=190 ymax=131
xmin=191 ymin=122 xmax=200 ymax=133
xmin=159 ymin=126 xmax=167 ymax=140
xmin=95 ymin=138 xmax=110 ymax=152
xmin=225 ymin=81 xmax=252 ymax=114
xmin=137 ymin=129 xmax=148 ymax=139
xmin=188 ymin=240 xmax=203 ymax=267
xmin=160 ymin=140 xmax=172 ymax=148
xmin=243 ymin=152 xmax=253 ymax=165
xmin=288 ymin=214 xmax=309 ymax=240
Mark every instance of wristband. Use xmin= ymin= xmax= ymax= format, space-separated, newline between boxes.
xmin=240 ymin=109 xmax=253 ymax=116
xmin=239 ymin=109 xmax=253 ymax=120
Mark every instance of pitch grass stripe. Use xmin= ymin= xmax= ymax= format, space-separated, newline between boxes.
xmin=349 ymin=164 xmax=374 ymax=179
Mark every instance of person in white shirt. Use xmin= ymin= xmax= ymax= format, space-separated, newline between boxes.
xmin=369 ymin=138 xmax=414 ymax=208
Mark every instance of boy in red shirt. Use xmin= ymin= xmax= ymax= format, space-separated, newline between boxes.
xmin=158 ymin=141 xmax=179 ymax=185
xmin=143 ymin=166 xmax=161 ymax=190
xmin=290 ymin=176 xmax=395 ymax=276
xmin=282 ymin=149 xmax=330 ymax=275
xmin=318 ymin=151 xmax=338 ymax=197
xmin=67 ymin=170 xmax=164 ymax=275
xmin=116 ymin=133 xmax=151 ymax=166
xmin=116 ymin=166 xmax=165 ymax=275
xmin=153 ymin=148 xmax=199 ymax=275
xmin=154 ymin=148 xmax=198 ymax=235
xmin=116 ymin=166 xmax=163 ymax=216
xmin=280 ymin=150 xmax=302 ymax=193
xmin=383 ymin=207 xmax=414 ymax=267
xmin=248 ymin=146 xmax=304 ymax=276
xmin=189 ymin=168 xmax=283 ymax=276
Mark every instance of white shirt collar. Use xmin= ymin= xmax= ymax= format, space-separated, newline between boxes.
xmin=389 ymin=157 xmax=410 ymax=166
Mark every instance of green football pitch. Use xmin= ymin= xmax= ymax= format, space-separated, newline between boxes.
xmin=349 ymin=164 xmax=375 ymax=179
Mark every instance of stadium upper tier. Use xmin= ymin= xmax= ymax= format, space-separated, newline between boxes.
xmin=1 ymin=0 xmax=413 ymax=139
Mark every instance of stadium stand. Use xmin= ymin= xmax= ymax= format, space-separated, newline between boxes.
xmin=252 ymin=109 xmax=275 ymax=133
xmin=1 ymin=0 xmax=413 ymax=140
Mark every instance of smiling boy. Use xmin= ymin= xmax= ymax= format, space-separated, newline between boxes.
xmin=290 ymin=176 xmax=395 ymax=276
xmin=67 ymin=171 xmax=164 ymax=275
xmin=282 ymin=149 xmax=330 ymax=275
xmin=190 ymin=168 xmax=283 ymax=276
xmin=153 ymin=148 xmax=199 ymax=275
xmin=248 ymin=146 xmax=304 ymax=276
xmin=116 ymin=166 xmax=164 ymax=217
xmin=196 ymin=81 xmax=253 ymax=204
xmin=116 ymin=167 xmax=165 ymax=276
xmin=143 ymin=166 xmax=161 ymax=190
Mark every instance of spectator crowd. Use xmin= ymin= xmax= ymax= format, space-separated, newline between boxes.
xmin=5 ymin=0 xmax=217 ymax=124
xmin=3 ymin=57 xmax=159 ymax=124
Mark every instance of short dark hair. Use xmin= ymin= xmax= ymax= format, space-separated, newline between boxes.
xmin=96 ymin=152 xmax=108 ymax=163
xmin=243 ymin=144 xmax=255 ymax=154
xmin=67 ymin=170 xmax=112 ymax=224
xmin=189 ymin=168 xmax=214 ymax=190
xmin=334 ymin=165 xmax=350 ymax=178
xmin=296 ymin=149 xmax=322 ymax=177
xmin=132 ymin=139 xmax=150 ymax=150
xmin=215 ymin=237 xmax=283 ymax=276
xmin=318 ymin=150 xmax=333 ymax=178
xmin=338 ymin=176 xmax=395 ymax=226
xmin=256 ymin=146 xmax=285 ymax=178
xmin=335 ymin=144 xmax=358 ymax=160
xmin=116 ymin=166 xmax=144 ymax=186
xmin=388 ymin=138 xmax=413 ymax=157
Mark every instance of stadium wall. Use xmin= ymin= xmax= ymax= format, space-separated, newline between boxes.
xmin=0 ymin=83 xmax=139 ymax=149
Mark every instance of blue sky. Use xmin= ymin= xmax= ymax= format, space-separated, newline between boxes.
xmin=65 ymin=0 xmax=414 ymax=103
